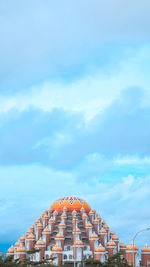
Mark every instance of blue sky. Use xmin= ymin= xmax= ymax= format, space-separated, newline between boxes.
xmin=0 ymin=0 xmax=150 ymax=253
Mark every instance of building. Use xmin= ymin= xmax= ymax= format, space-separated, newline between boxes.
xmin=7 ymin=196 xmax=150 ymax=266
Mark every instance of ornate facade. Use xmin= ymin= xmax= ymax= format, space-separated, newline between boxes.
xmin=7 ymin=196 xmax=150 ymax=266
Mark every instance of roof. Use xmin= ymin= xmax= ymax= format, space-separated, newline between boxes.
xmin=141 ymin=244 xmax=150 ymax=252
xmin=52 ymin=246 xmax=63 ymax=252
xmin=107 ymin=239 xmax=116 ymax=247
xmin=126 ymin=243 xmax=138 ymax=251
xmin=95 ymin=244 xmax=106 ymax=252
xmin=16 ymin=247 xmax=26 ymax=253
xmin=50 ymin=196 xmax=91 ymax=212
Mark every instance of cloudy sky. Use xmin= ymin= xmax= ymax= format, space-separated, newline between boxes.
xmin=0 ymin=0 xmax=150 ymax=253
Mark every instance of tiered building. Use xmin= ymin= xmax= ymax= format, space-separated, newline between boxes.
xmin=7 ymin=196 xmax=150 ymax=266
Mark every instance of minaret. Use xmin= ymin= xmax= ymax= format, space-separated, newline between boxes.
xmin=141 ymin=244 xmax=150 ymax=267
xmin=42 ymin=227 xmax=51 ymax=247
xmin=35 ymin=238 xmax=45 ymax=261
xmin=126 ymin=243 xmax=138 ymax=267
xmin=107 ymin=239 xmax=116 ymax=256
xmin=99 ymin=228 xmax=107 ymax=247
xmin=16 ymin=247 xmax=26 ymax=261
xmin=52 ymin=246 xmax=63 ymax=266
xmin=94 ymin=244 xmax=106 ymax=262
xmin=89 ymin=232 xmax=99 ymax=255
xmin=26 ymin=233 xmax=36 ymax=250
xmin=112 ymin=235 xmax=119 ymax=252
xmin=120 ymin=242 xmax=127 ymax=258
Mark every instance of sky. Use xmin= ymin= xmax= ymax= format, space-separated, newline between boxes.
xmin=0 ymin=0 xmax=150 ymax=254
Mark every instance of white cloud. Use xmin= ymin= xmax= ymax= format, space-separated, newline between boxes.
xmin=115 ymin=155 xmax=150 ymax=165
xmin=0 ymin=44 xmax=150 ymax=121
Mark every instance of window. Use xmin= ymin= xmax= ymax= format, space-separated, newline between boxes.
xmin=84 ymin=246 xmax=87 ymax=251
xmin=69 ymin=255 xmax=72 ymax=259
xmin=64 ymin=255 xmax=67 ymax=260
xmin=67 ymin=246 xmax=70 ymax=251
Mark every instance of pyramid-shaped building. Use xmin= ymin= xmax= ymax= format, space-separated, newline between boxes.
xmin=7 ymin=196 xmax=150 ymax=266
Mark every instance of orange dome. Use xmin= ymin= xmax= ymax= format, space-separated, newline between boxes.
xmin=7 ymin=246 xmax=14 ymax=254
xmin=95 ymin=244 xmax=106 ymax=252
xmin=141 ymin=244 xmax=150 ymax=252
xmin=74 ymin=240 xmax=83 ymax=246
xmin=43 ymin=228 xmax=51 ymax=233
xmin=27 ymin=233 xmax=36 ymax=240
xmin=99 ymin=228 xmax=107 ymax=234
xmin=52 ymin=246 xmax=63 ymax=252
xmin=120 ymin=242 xmax=127 ymax=249
xmin=110 ymin=231 xmax=116 ymax=236
xmin=19 ymin=236 xmax=25 ymax=241
xmin=107 ymin=239 xmax=116 ymax=247
xmin=16 ymin=247 xmax=26 ymax=253
xmin=36 ymin=239 xmax=45 ymax=246
xmin=90 ymin=232 xmax=98 ymax=239
xmin=55 ymin=233 xmax=64 ymax=238
xmin=51 ymin=196 xmax=91 ymax=212
xmin=15 ymin=241 xmax=20 ymax=247
xmin=112 ymin=235 xmax=119 ymax=241
xmin=126 ymin=243 xmax=138 ymax=251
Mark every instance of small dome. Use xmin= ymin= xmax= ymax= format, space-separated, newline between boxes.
xmin=95 ymin=244 xmax=106 ymax=252
xmin=26 ymin=230 xmax=32 ymax=234
xmin=112 ymin=235 xmax=119 ymax=241
xmin=107 ymin=239 xmax=116 ymax=247
xmin=16 ymin=247 xmax=26 ymax=253
xmin=102 ymin=220 xmax=106 ymax=225
xmin=74 ymin=239 xmax=83 ymax=246
xmin=82 ymin=214 xmax=88 ymax=218
xmin=36 ymin=239 xmax=45 ymax=246
xmin=7 ymin=246 xmax=14 ymax=254
xmin=52 ymin=246 xmax=63 ymax=251
xmin=103 ymin=224 xmax=109 ymax=230
xmin=49 ymin=218 xmax=54 ymax=223
xmin=93 ymin=219 xmax=99 ymax=223
xmin=29 ymin=226 xmax=35 ymax=230
xmin=19 ymin=236 xmax=25 ymax=241
xmin=89 ymin=210 xmax=94 ymax=215
xmin=55 ymin=233 xmax=64 ymax=238
xmin=35 ymin=220 xmax=40 ymax=224
xmin=99 ymin=228 xmax=107 ymax=234
xmin=36 ymin=223 xmax=43 ymax=228
xmin=120 ymin=242 xmax=127 ymax=249
xmin=44 ymin=215 xmax=49 ymax=219
xmin=85 ymin=222 xmax=92 ymax=227
xmin=110 ymin=231 xmax=116 ymax=236
xmin=73 ymin=227 xmax=81 ymax=233
xmin=27 ymin=233 xmax=36 ymax=240
xmin=43 ymin=227 xmax=51 ymax=233
xmin=90 ymin=232 xmax=98 ymax=239
xmin=141 ymin=244 xmax=150 ymax=252
xmin=80 ymin=207 xmax=85 ymax=211
xmin=15 ymin=241 xmax=20 ymax=247
xmin=126 ymin=243 xmax=138 ymax=251
xmin=59 ymin=223 xmax=66 ymax=227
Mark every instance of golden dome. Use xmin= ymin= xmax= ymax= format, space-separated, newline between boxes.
xmin=51 ymin=196 xmax=90 ymax=212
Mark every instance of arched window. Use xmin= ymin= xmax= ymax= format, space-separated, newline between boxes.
xmin=69 ymin=254 xmax=72 ymax=259
xmin=64 ymin=254 xmax=67 ymax=260
xmin=67 ymin=246 xmax=70 ymax=251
